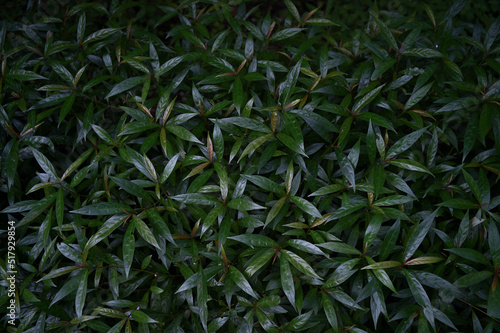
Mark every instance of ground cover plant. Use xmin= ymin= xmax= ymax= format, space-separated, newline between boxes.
xmin=1 ymin=0 xmax=500 ymax=331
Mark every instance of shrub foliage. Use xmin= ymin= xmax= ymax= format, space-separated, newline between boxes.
xmin=1 ymin=0 xmax=500 ymax=332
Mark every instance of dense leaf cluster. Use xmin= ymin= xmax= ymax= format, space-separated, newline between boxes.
xmin=1 ymin=0 xmax=500 ymax=332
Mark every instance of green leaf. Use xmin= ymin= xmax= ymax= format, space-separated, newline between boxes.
xmin=131 ymin=310 xmax=159 ymax=324
xmin=280 ymin=59 xmax=302 ymax=105
xmin=488 ymin=284 xmax=500 ymax=319
xmin=92 ymin=124 xmax=115 ymax=146
xmin=485 ymin=17 xmax=500 ymax=51
xmin=446 ymin=248 xmax=491 ymax=265
xmin=229 ymin=234 xmax=279 ymax=248
xmin=335 ymin=148 xmax=356 ymax=191
xmin=238 ymin=133 xmax=272 ymax=162
xmin=403 ymin=209 xmax=439 ymax=262
xmin=215 ymin=117 xmax=271 ymax=133
xmin=32 ymin=148 xmax=59 ymax=181
xmin=82 ymin=214 xmax=128 ymax=263
xmin=290 ymin=196 xmax=322 ymax=218
xmin=227 ymin=198 xmax=265 ymax=211
xmin=352 ymin=84 xmax=385 ymax=114
xmin=328 ymin=203 xmax=367 ymax=220
xmin=123 ymin=222 xmax=135 ymax=279
xmin=436 ymin=97 xmax=479 ymax=113
xmin=455 ymin=271 xmax=493 ymax=288
xmin=257 ymin=294 xmax=280 ymax=308
xmin=284 ymin=0 xmax=300 ymax=22
xmin=146 ymin=209 xmax=175 ymax=245
xmin=233 ymin=77 xmax=244 ymax=111
xmin=362 ymin=261 xmax=402 ymax=270
xmin=286 ymin=311 xmax=313 ymax=330
xmin=38 ymin=265 xmax=82 ymax=282
xmin=105 ymin=76 xmax=147 ymax=99
xmin=374 ymin=195 xmax=414 ymax=207
xmin=405 ymin=82 xmax=433 ymax=110
xmin=277 ymin=132 xmax=307 ymax=156
xmin=325 ymin=258 xmax=360 ymax=287
xmin=356 ymin=112 xmax=396 ymax=132
xmin=165 ymin=124 xmax=203 ymax=144
xmin=270 ymin=28 xmax=304 ymax=42
xmin=404 ymin=270 xmax=431 ymax=307
xmin=438 ymin=198 xmax=478 ymax=210
xmin=160 ymin=153 xmax=180 ymax=184
xmin=322 ymin=292 xmax=338 ymax=329
xmin=75 ymin=269 xmax=89 ymax=319
xmin=83 ymin=28 xmax=118 ymax=44
xmin=110 ymin=176 xmax=152 ymax=202
xmin=380 ymin=218 xmax=400 ymax=261
xmin=228 ymin=266 xmax=259 ymax=299
xmin=280 ymin=253 xmax=295 ymax=309
xmin=309 ymin=184 xmax=344 ymax=196
xmin=265 ymin=196 xmax=287 ymax=227
xmin=71 ymin=202 xmax=132 ymax=216
xmin=281 ymin=249 xmax=322 ymax=280
xmin=132 ymin=215 xmax=160 ymax=249
xmin=245 ymin=248 xmax=275 ymax=277
xmin=386 ymin=127 xmax=427 ymax=159
xmin=243 ymin=174 xmax=285 ymax=197
xmin=402 ymin=48 xmax=444 ymax=58
xmin=285 ymin=239 xmax=327 ymax=257
xmin=6 ymin=139 xmax=18 ymax=190
xmin=197 ymin=265 xmax=208 ymax=331
xmin=387 ymin=159 xmax=433 ymax=176
xmin=374 ymin=16 xmax=398 ymax=49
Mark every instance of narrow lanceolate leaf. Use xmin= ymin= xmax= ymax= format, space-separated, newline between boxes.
xmin=215 ymin=117 xmax=271 ymax=133
xmin=228 ymin=266 xmax=258 ymax=299
xmin=280 ymin=59 xmax=302 ymax=105
xmin=198 ymin=265 xmax=208 ymax=332
xmin=352 ymin=84 xmax=385 ymax=114
xmin=132 ymin=215 xmax=160 ymax=249
xmin=228 ymin=234 xmax=279 ymax=248
xmin=387 ymin=159 xmax=433 ymax=176
xmin=75 ymin=269 xmax=89 ymax=319
xmin=404 ymin=270 xmax=431 ymax=308
xmin=242 ymin=174 xmax=285 ymax=197
xmin=281 ymin=249 xmax=322 ymax=280
xmin=386 ymin=127 xmax=427 ymax=159
xmin=373 ymin=195 xmax=415 ymax=207
xmin=238 ymin=133 xmax=272 ymax=162
xmin=405 ymin=82 xmax=433 ymax=110
xmin=403 ymin=209 xmax=439 ymax=262
xmin=105 ymin=76 xmax=146 ymax=99
xmin=284 ymin=0 xmax=300 ymax=22
xmin=166 ymin=124 xmax=203 ymax=144
xmin=322 ymin=292 xmax=338 ymax=329
xmin=37 ymin=265 xmax=83 ymax=282
xmin=245 ymin=248 xmax=275 ymax=277
xmin=285 ymin=239 xmax=327 ymax=257
xmin=280 ymin=253 xmax=295 ymax=309
xmin=110 ymin=176 xmax=152 ymax=202
xmin=227 ymin=198 xmax=265 ymax=211
xmin=123 ymin=222 xmax=135 ymax=279
xmin=373 ymin=16 xmax=398 ymax=49
xmin=82 ymin=214 xmax=129 ymax=263
xmin=71 ymin=202 xmax=132 ymax=216
xmin=290 ymin=196 xmax=322 ymax=218
xmin=309 ymin=184 xmax=344 ymax=196
xmin=269 ymin=28 xmax=304 ymax=42
xmin=335 ymin=148 xmax=356 ymax=191
xmin=32 ymin=148 xmax=60 ymax=181
xmin=83 ymin=28 xmax=119 ymax=44
xmin=160 ymin=153 xmax=180 ymax=184
xmin=265 ymin=196 xmax=287 ymax=227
